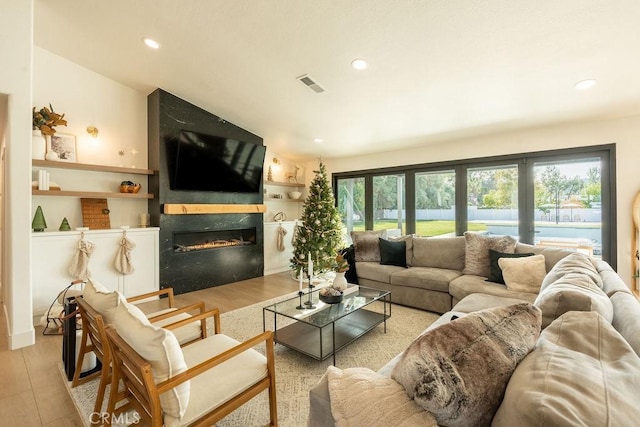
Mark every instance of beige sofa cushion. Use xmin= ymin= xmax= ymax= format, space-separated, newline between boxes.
xmin=493 ymin=311 xmax=640 ymax=427
xmin=411 ymin=236 xmax=465 ymax=271
xmin=390 ymin=266 xmax=461 ymax=293
xmin=535 ymin=269 xmax=613 ymax=329
xmin=391 ymin=303 xmax=541 ymax=427
xmin=611 ymin=291 xmax=640 ymax=357
xmin=390 ymin=234 xmax=414 ymax=267
xmin=515 ymin=242 xmax=572 ymax=272
xmin=356 ymin=262 xmax=405 ymax=284
xmin=449 ymin=274 xmax=538 ymax=304
xmin=462 ymin=232 xmax=516 ymax=278
xmin=499 ymin=254 xmax=546 ymax=293
xmin=540 ymin=252 xmax=603 ymax=291
xmin=351 ymin=230 xmax=383 ymax=262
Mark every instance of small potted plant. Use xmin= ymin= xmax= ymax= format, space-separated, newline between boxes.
xmin=332 ymin=253 xmax=350 ymax=290
xmin=33 ymin=104 xmax=67 ymax=136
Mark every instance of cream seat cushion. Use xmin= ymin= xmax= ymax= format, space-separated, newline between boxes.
xmin=493 ymin=311 xmax=640 ymax=426
xmin=113 ymin=301 xmax=189 ymax=424
xmin=178 ymin=335 xmax=269 ymax=425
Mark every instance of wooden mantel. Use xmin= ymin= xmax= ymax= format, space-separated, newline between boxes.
xmin=163 ymin=203 xmax=267 ymax=215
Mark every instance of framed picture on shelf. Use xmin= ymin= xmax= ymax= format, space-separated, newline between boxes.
xmin=49 ymin=133 xmax=77 ymax=162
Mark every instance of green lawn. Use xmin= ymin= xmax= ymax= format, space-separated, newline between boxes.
xmin=350 ymin=220 xmax=487 ymax=236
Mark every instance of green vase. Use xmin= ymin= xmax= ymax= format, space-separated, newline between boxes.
xmin=32 ymin=205 xmax=47 ymax=232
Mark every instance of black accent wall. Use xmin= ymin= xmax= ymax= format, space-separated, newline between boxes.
xmin=148 ymin=89 xmax=264 ymax=294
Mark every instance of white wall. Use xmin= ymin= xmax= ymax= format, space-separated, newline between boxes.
xmin=322 ymin=115 xmax=640 ymax=288
xmin=0 ymin=0 xmax=35 ymax=349
xmin=32 ymin=47 xmax=149 ymax=230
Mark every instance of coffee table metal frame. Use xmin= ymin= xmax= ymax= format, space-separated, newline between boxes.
xmin=262 ymin=286 xmax=391 ymax=365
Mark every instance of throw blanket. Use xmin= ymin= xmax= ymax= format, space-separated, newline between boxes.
xmin=327 ymin=366 xmax=437 ymax=427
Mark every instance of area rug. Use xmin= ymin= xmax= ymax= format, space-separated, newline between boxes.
xmin=61 ymin=292 xmax=439 ymax=426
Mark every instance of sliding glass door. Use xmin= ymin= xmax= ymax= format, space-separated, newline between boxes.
xmin=532 ymin=157 xmax=603 ymax=257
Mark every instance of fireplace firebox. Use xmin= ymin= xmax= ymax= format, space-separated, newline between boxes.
xmin=174 ymin=228 xmax=256 ymax=253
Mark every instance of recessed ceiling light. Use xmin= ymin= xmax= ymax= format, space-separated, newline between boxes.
xmin=574 ymin=79 xmax=596 ymax=90
xmin=351 ymin=58 xmax=368 ymax=70
xmin=314 ymin=138 xmax=323 ymax=144
xmin=142 ymin=37 xmax=161 ymax=49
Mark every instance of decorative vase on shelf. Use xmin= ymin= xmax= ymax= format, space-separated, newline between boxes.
xmin=332 ymin=271 xmax=348 ymax=291
xmin=32 ymin=129 xmax=46 ymax=160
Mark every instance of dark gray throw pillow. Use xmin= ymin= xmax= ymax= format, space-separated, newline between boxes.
xmin=379 ymin=238 xmax=407 ymax=267
xmin=488 ymin=249 xmax=535 ymax=284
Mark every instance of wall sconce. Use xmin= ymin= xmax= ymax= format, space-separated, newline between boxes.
xmin=272 ymin=157 xmax=281 ymax=171
xmin=86 ymin=126 xmax=99 ymax=138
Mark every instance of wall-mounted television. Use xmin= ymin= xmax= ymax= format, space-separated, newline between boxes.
xmin=169 ymin=130 xmax=266 ymax=193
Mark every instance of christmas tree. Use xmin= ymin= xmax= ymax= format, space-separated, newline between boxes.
xmin=290 ymin=161 xmax=344 ymax=276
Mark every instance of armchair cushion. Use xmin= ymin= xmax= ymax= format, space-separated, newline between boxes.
xmin=178 ymin=335 xmax=269 ymax=425
xmin=114 ymin=301 xmax=189 ymax=422
xmin=147 ymin=307 xmax=203 ymax=345
xmin=83 ymin=279 xmax=122 ymax=325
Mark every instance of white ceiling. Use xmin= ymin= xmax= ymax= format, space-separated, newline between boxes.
xmin=34 ymin=0 xmax=640 ymax=160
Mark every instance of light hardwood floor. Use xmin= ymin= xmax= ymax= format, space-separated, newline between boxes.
xmin=0 ymin=271 xmax=299 ymax=426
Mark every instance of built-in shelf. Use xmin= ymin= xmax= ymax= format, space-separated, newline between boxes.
xmin=32 ymin=189 xmax=154 ymax=199
xmin=32 ymin=159 xmax=155 ymax=175
xmin=264 ymin=180 xmax=304 ymax=188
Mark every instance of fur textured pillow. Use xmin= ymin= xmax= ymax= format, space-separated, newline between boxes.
xmin=462 ymin=232 xmax=517 ymax=278
xmin=351 ymin=230 xmax=384 ymax=262
xmin=391 ymin=303 xmax=541 ymax=427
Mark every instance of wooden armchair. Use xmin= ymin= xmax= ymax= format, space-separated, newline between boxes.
xmin=105 ymin=301 xmax=277 ymax=426
xmin=73 ymin=283 xmax=207 ymax=423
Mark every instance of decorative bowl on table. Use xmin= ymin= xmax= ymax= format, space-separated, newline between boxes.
xmin=319 ymin=287 xmax=344 ymax=304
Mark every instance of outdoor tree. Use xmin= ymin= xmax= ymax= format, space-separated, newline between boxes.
xmin=291 ymin=161 xmax=344 ymax=276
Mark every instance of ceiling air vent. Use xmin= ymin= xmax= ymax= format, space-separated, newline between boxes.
xmin=297 ymin=74 xmax=325 ymax=93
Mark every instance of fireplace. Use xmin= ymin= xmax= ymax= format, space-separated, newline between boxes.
xmin=174 ymin=228 xmax=256 ymax=253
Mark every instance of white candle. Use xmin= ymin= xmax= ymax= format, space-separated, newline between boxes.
xmin=299 ymin=270 xmax=303 ymax=292
xmin=308 ymin=252 xmax=314 ymax=279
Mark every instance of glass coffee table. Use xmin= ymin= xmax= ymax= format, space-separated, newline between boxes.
xmin=262 ymin=286 xmax=391 ymax=365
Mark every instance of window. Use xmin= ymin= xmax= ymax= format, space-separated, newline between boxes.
xmin=336 ymin=177 xmax=365 ymax=235
xmin=373 ymin=174 xmax=406 ymax=235
xmin=466 ymin=165 xmax=518 ymax=239
xmin=332 ymin=144 xmax=615 ymax=267
xmin=533 ymin=157 xmax=603 ymax=257
xmin=415 ymin=170 xmax=455 ymax=236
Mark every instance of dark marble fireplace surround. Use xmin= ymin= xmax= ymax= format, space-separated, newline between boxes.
xmin=148 ymin=89 xmax=264 ymax=294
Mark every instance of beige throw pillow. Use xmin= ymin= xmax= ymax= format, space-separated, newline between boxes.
xmin=493 ymin=311 xmax=640 ymax=427
xmin=540 ymin=251 xmax=603 ymax=291
xmin=462 ymin=232 xmax=517 ymax=278
xmin=82 ymin=279 xmax=122 ymax=325
xmin=498 ymin=254 xmax=546 ymax=293
xmin=391 ymin=303 xmax=541 ymax=427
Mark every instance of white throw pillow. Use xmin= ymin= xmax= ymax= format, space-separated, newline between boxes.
xmin=113 ymin=301 xmax=190 ymax=422
xmin=498 ymin=254 xmax=546 ymax=293
xmin=82 ymin=279 xmax=122 ymax=325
